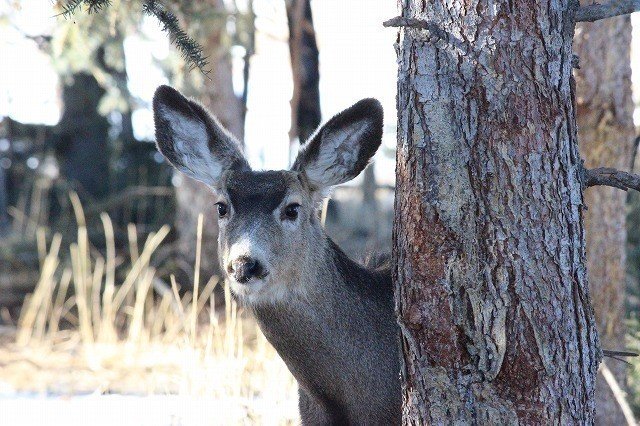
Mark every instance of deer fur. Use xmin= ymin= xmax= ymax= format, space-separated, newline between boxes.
xmin=153 ymin=85 xmax=401 ymax=424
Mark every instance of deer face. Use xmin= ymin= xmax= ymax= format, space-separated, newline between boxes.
xmin=153 ymin=85 xmax=383 ymax=305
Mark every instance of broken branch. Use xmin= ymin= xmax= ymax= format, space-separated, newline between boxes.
xmin=575 ymin=0 xmax=640 ymax=22
xmin=602 ymin=349 xmax=639 ymax=365
xmin=383 ymin=16 xmax=469 ymax=54
xmin=383 ymin=16 xmax=450 ymax=41
xmin=584 ymin=167 xmax=640 ymax=191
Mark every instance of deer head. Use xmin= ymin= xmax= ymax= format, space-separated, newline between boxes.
xmin=153 ymin=85 xmax=383 ymax=305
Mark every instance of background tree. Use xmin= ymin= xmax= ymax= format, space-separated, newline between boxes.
xmin=285 ymin=0 xmax=321 ymax=146
xmin=0 ymin=164 xmax=7 ymax=236
xmin=574 ymin=11 xmax=636 ymax=424
xmin=169 ymin=0 xmax=245 ymax=283
xmin=52 ymin=72 xmax=110 ymax=199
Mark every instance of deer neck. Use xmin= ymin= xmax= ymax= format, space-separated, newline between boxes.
xmin=250 ymin=233 xmax=394 ymax=413
xmin=251 ymin=233 xmax=356 ymax=331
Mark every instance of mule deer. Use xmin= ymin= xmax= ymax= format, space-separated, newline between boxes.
xmin=153 ymin=85 xmax=400 ymax=424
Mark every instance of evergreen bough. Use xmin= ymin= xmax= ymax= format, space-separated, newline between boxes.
xmin=58 ymin=0 xmax=210 ymax=75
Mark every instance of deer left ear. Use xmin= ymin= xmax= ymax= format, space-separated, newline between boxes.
xmin=291 ymin=98 xmax=383 ymax=191
xmin=153 ymin=85 xmax=249 ymax=188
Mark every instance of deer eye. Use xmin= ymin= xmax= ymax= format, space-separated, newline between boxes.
xmin=216 ymin=202 xmax=228 ymax=218
xmin=282 ymin=203 xmax=300 ymax=221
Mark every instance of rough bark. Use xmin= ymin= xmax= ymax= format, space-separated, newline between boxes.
xmin=574 ymin=13 xmax=635 ymax=424
xmin=175 ymin=0 xmax=244 ymax=283
xmin=286 ymin=0 xmax=321 ymax=144
xmin=392 ymin=1 xmax=600 ymax=423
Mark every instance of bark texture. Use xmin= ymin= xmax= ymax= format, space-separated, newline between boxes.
xmin=175 ymin=0 xmax=244 ymax=283
xmin=574 ymin=14 xmax=635 ymax=425
xmin=393 ymin=1 xmax=600 ymax=423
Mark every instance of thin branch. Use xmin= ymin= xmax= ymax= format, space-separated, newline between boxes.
xmin=56 ymin=0 xmax=113 ymax=18
xmin=603 ymin=349 xmax=639 ymax=365
xmin=56 ymin=0 xmax=86 ymax=19
xmin=603 ymin=349 xmax=639 ymax=358
xmin=85 ymin=0 xmax=112 ymax=14
xmin=141 ymin=0 xmax=210 ymax=77
xmin=575 ymin=0 xmax=640 ymax=22
xmin=600 ymin=361 xmax=637 ymax=426
xmin=584 ymin=167 xmax=640 ymax=191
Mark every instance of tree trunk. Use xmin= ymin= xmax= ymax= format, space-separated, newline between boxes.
xmin=392 ymin=1 xmax=600 ymax=423
xmin=574 ymin=14 xmax=635 ymax=425
xmin=361 ymin=164 xmax=379 ymax=246
xmin=174 ymin=0 xmax=244 ymax=284
xmin=286 ymin=0 xmax=321 ymax=145
xmin=0 ymin=165 xmax=8 ymax=237
xmin=53 ymin=72 xmax=110 ymax=200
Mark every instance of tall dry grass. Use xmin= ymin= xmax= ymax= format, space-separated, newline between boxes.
xmin=0 ymin=192 xmax=298 ymax=424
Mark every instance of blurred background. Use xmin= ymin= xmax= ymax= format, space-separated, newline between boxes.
xmin=0 ymin=1 xmax=639 ymax=424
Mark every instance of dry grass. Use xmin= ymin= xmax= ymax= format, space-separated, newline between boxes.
xmin=0 ymin=193 xmax=298 ymax=424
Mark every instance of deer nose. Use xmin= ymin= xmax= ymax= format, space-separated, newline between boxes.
xmin=229 ymin=257 xmax=263 ymax=283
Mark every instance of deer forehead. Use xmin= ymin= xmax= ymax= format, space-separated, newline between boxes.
xmin=221 ymin=170 xmax=307 ymax=215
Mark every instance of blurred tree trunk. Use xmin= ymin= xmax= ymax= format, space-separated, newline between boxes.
xmin=0 ymin=165 xmax=8 ymax=236
xmin=392 ymin=1 xmax=600 ymax=423
xmin=53 ymin=73 xmax=110 ymax=199
xmin=240 ymin=0 xmax=255 ymax=125
xmin=361 ymin=164 xmax=379 ymax=245
xmin=175 ymin=0 xmax=244 ymax=284
xmin=285 ymin=0 xmax=321 ymax=145
xmin=574 ymin=14 xmax=635 ymax=424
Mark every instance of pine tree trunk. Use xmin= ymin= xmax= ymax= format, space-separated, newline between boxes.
xmin=574 ymin=14 xmax=635 ymax=425
xmin=174 ymin=0 xmax=244 ymax=284
xmin=392 ymin=1 xmax=600 ymax=423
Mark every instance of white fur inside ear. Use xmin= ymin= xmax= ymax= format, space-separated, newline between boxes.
xmin=159 ymin=106 xmax=222 ymax=186
xmin=303 ymin=121 xmax=370 ymax=188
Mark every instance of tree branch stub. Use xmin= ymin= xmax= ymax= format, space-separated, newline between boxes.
xmin=575 ymin=0 xmax=640 ymax=22
xmin=584 ymin=167 xmax=640 ymax=191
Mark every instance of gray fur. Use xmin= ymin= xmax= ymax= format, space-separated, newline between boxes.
xmin=153 ymin=86 xmax=400 ymax=424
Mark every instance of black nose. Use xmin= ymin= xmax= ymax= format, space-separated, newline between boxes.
xmin=229 ymin=257 xmax=263 ymax=283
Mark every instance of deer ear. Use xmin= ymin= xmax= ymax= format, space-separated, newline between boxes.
xmin=291 ymin=98 xmax=383 ymax=191
xmin=153 ymin=85 xmax=249 ymax=187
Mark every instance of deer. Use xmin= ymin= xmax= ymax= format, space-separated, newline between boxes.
xmin=152 ymin=85 xmax=401 ymax=425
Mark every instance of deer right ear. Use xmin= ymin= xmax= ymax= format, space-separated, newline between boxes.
xmin=153 ymin=85 xmax=249 ymax=188
xmin=291 ymin=98 xmax=383 ymax=192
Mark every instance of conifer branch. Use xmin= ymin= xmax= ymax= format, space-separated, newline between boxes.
xmin=141 ymin=0 xmax=210 ymax=77
xmin=56 ymin=0 xmax=210 ymax=76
